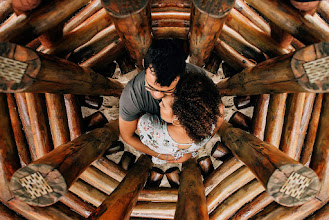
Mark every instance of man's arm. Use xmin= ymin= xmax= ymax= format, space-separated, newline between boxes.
xmin=119 ymin=116 xmax=176 ymax=160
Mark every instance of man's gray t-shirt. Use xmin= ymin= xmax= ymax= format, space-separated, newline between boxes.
xmin=119 ymin=63 xmax=206 ymax=121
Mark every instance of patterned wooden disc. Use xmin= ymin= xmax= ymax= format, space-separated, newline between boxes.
xmin=10 ymin=164 xmax=67 ymax=207
xmin=267 ymin=164 xmax=320 ymax=207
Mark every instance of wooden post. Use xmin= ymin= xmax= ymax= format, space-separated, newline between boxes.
xmin=175 ymin=158 xmax=208 ymax=220
xmin=0 ymin=42 xmax=123 ymax=96
xmin=118 ymin=151 xmax=136 ymax=171
xmin=101 ymin=0 xmax=152 ymax=67
xmin=6 ymin=93 xmax=31 ymax=166
xmin=165 ymin=167 xmax=180 ymax=189
xmin=0 ymin=0 xmax=90 ymax=44
xmin=251 ymin=94 xmax=270 ymax=140
xmin=64 ymin=94 xmax=84 ymax=140
xmin=197 ymin=156 xmax=214 ymax=179
xmin=204 ymin=51 xmax=222 ymax=75
xmin=218 ymin=121 xmax=320 ymax=207
xmin=217 ymin=42 xmax=329 ymax=96
xmin=264 ymin=93 xmax=287 ymax=147
xmin=245 ymin=0 xmax=329 ymax=44
xmin=145 ymin=167 xmax=164 ymax=188
xmin=228 ymin=111 xmax=251 ymax=132
xmin=0 ymin=93 xmax=21 ymax=202
xmin=45 ymin=93 xmax=70 ymax=148
xmin=25 ymin=93 xmax=53 ymax=157
xmin=211 ymin=141 xmax=231 ymax=160
xmin=300 ymin=93 xmax=323 ymax=166
xmin=189 ymin=0 xmax=235 ymax=66
xmin=89 ymin=155 xmax=152 ymax=220
xmin=9 ymin=120 xmax=119 ymax=206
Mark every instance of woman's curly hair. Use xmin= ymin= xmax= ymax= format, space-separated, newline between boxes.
xmin=173 ymin=70 xmax=222 ymax=143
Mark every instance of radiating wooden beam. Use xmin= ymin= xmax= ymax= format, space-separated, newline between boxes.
xmin=175 ymin=158 xmax=208 ymax=220
xmin=10 ymin=120 xmax=119 ymax=206
xmin=245 ymin=0 xmax=329 ymax=44
xmin=217 ymin=42 xmax=329 ymax=96
xmin=59 ymin=192 xmax=95 ymax=218
xmin=0 ymin=42 xmax=123 ymax=96
xmin=89 ymin=155 xmax=152 ymax=220
xmin=64 ymin=94 xmax=84 ymax=140
xmin=189 ymin=0 xmax=235 ymax=66
xmin=0 ymin=0 xmax=90 ymax=44
xmin=218 ymin=121 xmax=320 ymax=207
xmin=318 ymin=0 xmax=329 ymax=24
xmin=131 ymin=202 xmax=176 ymax=219
xmin=251 ymin=94 xmax=270 ymax=140
xmin=102 ymin=0 xmax=152 ymax=67
xmin=0 ymin=201 xmax=24 ymax=220
xmin=0 ymin=0 xmax=13 ymax=23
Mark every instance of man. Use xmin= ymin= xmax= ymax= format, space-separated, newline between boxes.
xmin=119 ymin=39 xmax=202 ymax=163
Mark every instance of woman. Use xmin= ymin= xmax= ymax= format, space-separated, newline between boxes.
xmin=138 ymin=70 xmax=224 ymax=164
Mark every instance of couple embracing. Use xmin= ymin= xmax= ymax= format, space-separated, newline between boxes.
xmin=119 ymin=39 xmax=224 ymax=164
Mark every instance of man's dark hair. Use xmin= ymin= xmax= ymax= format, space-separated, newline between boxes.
xmin=173 ymin=70 xmax=222 ymax=143
xmin=144 ymin=39 xmax=187 ymax=87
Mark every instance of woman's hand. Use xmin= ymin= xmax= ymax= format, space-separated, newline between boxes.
xmin=158 ymin=154 xmax=175 ymax=161
xmin=166 ymin=153 xmax=192 ymax=163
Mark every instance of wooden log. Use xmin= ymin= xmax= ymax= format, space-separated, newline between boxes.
xmin=63 ymin=0 xmax=102 ymax=33
xmin=245 ymin=0 xmax=329 ymax=44
xmin=206 ymin=166 xmax=256 ymax=213
xmin=6 ymin=197 xmax=82 ymax=220
xmin=233 ymin=95 xmax=252 ymax=110
xmin=69 ymin=179 xmax=106 ymax=207
xmin=103 ymin=140 xmax=124 ymax=156
xmin=211 ymin=141 xmax=231 ymax=160
xmin=226 ymin=8 xmax=288 ymax=57
xmin=318 ymin=0 xmax=329 ymax=24
xmin=152 ymin=26 xmax=189 ymax=39
xmin=209 ymin=180 xmax=264 ymax=220
xmin=264 ymin=93 xmax=287 ymax=147
xmin=300 ymin=93 xmax=324 ymax=166
xmin=280 ymin=93 xmax=306 ymax=158
xmin=295 ymin=93 xmax=316 ymax=160
xmin=251 ymin=94 xmax=270 ymax=140
xmin=221 ymin=61 xmax=240 ymax=78
xmin=79 ymin=166 xmax=119 ymax=195
xmin=189 ymin=0 xmax=235 ymax=66
xmin=45 ymin=93 xmax=70 ymax=148
xmin=9 ymin=120 xmax=119 ymax=206
xmin=175 ymin=158 xmax=208 ymax=220
xmin=37 ymin=22 xmax=65 ymax=50
xmin=116 ymin=51 xmax=137 ymax=75
xmin=204 ymin=51 xmax=222 ymax=75
xmin=6 ymin=93 xmax=31 ymax=166
xmin=25 ymin=93 xmax=53 ymax=157
xmin=165 ymin=167 xmax=180 ymax=189
xmin=59 ymin=191 xmax=95 ymax=218
xmin=64 ymin=94 xmax=84 ymax=140
xmin=43 ymin=9 xmax=112 ymax=57
xmin=204 ymin=156 xmax=243 ymax=195
xmin=234 ymin=0 xmax=271 ymax=34
xmin=0 ymin=93 xmax=21 ymax=202
xmin=14 ymin=93 xmax=37 ymax=160
xmin=228 ymin=111 xmax=252 ymax=132
xmin=214 ymin=39 xmax=254 ymax=73
xmin=151 ymin=0 xmax=190 ymax=9
xmin=139 ymin=188 xmax=178 ymax=203
xmin=26 ymin=38 xmax=41 ymax=50
xmin=0 ymin=0 xmax=90 ymax=44
xmin=131 ymin=202 xmax=176 ymax=219
xmin=101 ymin=0 xmax=152 ymax=67
xmin=305 ymin=202 xmax=329 ymax=220
xmin=12 ymin=0 xmax=41 ymax=13
xmin=92 ymin=157 xmax=126 ymax=182
xmin=0 ymin=201 xmax=24 ymax=220
xmin=0 ymin=0 xmax=13 ymax=23
xmin=89 ymin=155 xmax=152 ymax=220
xmin=0 ymin=42 xmax=123 ymax=96
xmin=145 ymin=167 xmax=164 ymax=188
xmin=68 ymin=24 xmax=119 ymax=64
xmin=197 ymin=156 xmax=214 ymax=179
xmin=270 ymin=22 xmax=294 ymax=49
xmin=118 ymin=151 xmax=136 ymax=171
xmin=220 ymin=25 xmax=266 ymax=63
xmin=151 ymin=10 xmax=190 ymax=28
xmin=217 ymin=42 xmax=329 ymax=96
xmin=218 ymin=121 xmax=320 ymax=207
xmin=230 ymin=192 xmax=273 ymax=220
xmin=79 ymin=95 xmax=103 ymax=110
xmin=80 ymin=39 xmax=125 ymax=71
xmin=92 ymin=62 xmax=117 ymax=79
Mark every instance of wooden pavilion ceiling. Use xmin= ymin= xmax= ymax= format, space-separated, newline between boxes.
xmin=0 ymin=0 xmax=328 ymax=219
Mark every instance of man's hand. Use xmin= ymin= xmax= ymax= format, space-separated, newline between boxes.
xmin=166 ymin=153 xmax=192 ymax=163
